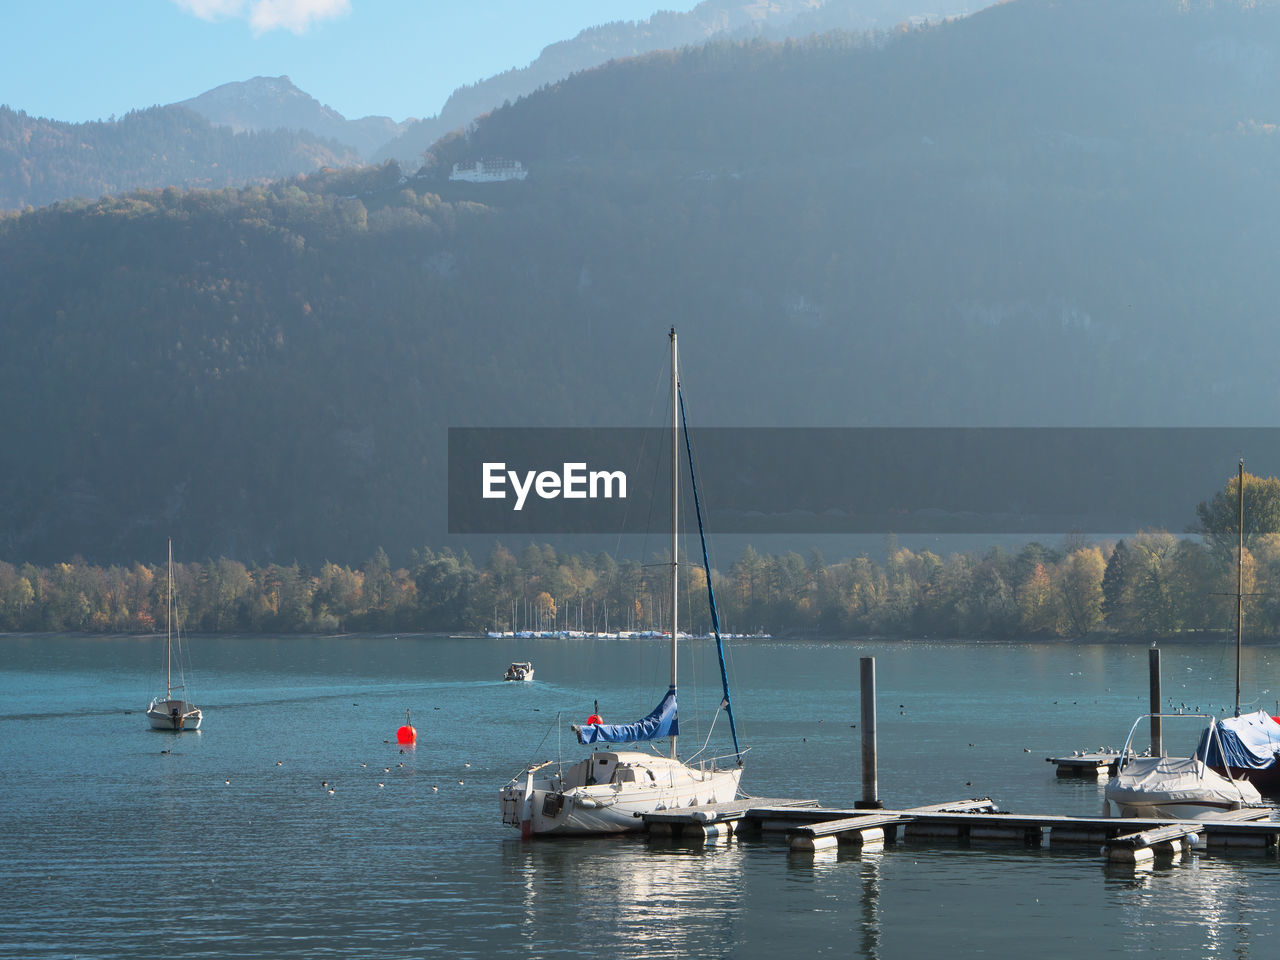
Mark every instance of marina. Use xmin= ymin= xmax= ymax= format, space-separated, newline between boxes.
xmin=5 ymin=633 xmax=1280 ymax=959
xmin=637 ymin=650 xmax=1279 ymax=869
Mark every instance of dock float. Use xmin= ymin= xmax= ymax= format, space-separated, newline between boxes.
xmin=1046 ymin=752 xmax=1120 ymax=777
xmin=641 ymin=799 xmax=1278 ymax=862
xmin=1103 ymin=824 xmax=1202 ymax=865
xmin=645 ymin=798 xmax=819 ymax=840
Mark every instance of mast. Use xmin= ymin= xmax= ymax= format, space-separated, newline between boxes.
xmin=1236 ymin=458 xmax=1244 ymax=717
xmin=167 ymin=538 xmax=173 ymax=698
xmin=669 ymin=326 xmax=679 ymax=760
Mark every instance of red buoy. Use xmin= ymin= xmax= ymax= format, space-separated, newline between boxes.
xmin=396 ymin=709 xmax=417 ymax=744
xmin=586 ymin=714 xmax=602 ymax=725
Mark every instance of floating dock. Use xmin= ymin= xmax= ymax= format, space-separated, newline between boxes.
xmin=642 ymin=652 xmax=1277 ymax=867
xmin=1046 ymin=752 xmax=1121 ymax=777
xmin=642 ymin=798 xmax=1278 ymax=864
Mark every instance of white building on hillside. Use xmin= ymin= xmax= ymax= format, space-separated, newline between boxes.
xmin=449 ymin=158 xmax=528 ymax=183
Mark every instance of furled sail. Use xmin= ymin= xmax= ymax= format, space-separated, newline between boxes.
xmin=575 ymin=688 xmax=678 ymax=745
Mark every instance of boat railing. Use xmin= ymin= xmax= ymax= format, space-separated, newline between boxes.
xmin=687 ymin=748 xmax=750 ymax=772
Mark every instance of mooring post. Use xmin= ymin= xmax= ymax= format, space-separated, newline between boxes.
xmin=857 ymin=656 xmax=882 ymax=809
xmin=1149 ymin=647 xmax=1162 ymax=757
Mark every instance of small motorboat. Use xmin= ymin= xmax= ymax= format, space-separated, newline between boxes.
xmin=504 ymin=661 xmax=534 ymax=682
xmin=1105 ymin=713 xmax=1261 ymax=818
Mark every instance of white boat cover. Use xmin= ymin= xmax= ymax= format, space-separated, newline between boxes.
xmin=1106 ymin=755 xmax=1261 ymax=808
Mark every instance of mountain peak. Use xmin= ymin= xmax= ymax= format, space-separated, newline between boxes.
xmin=177 ymin=77 xmax=406 ymax=160
xmin=178 ymin=76 xmax=344 ymax=131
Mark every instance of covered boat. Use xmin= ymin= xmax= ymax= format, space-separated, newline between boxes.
xmin=1197 ymin=709 xmax=1280 ymax=791
xmin=1105 ymin=713 xmax=1260 ymax=818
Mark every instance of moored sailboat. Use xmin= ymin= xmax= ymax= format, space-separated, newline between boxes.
xmin=1197 ymin=460 xmax=1280 ymax=793
xmin=499 ymin=329 xmax=744 ymax=836
xmin=146 ymin=540 xmax=202 ymax=731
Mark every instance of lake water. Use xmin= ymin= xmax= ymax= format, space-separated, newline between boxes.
xmin=3 ymin=633 xmax=1279 ymax=959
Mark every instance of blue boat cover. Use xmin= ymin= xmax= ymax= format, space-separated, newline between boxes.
xmin=575 ymin=688 xmax=678 ymax=745
xmin=1196 ymin=709 xmax=1280 ymax=770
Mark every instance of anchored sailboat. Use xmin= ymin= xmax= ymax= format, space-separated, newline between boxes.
xmin=499 ymin=328 xmax=744 ymax=835
xmin=146 ymin=540 xmax=202 ymax=731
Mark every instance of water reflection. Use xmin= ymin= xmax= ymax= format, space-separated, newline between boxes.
xmin=1109 ymin=854 xmax=1280 ymax=960
xmin=795 ymin=846 xmax=885 ymax=959
xmin=501 ymin=836 xmax=747 ymax=958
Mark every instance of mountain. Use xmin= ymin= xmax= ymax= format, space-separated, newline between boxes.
xmin=0 ymin=104 xmax=361 ymax=211
xmin=178 ymin=76 xmax=409 ymax=161
xmin=375 ymin=0 xmax=977 ymax=167
xmin=5 ymin=0 xmax=1280 ymax=567
xmin=0 ymin=1 xmax=972 ymax=209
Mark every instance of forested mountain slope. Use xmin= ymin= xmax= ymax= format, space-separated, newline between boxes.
xmin=0 ymin=105 xmax=360 ymax=211
xmin=5 ymin=0 xmax=1280 ymax=566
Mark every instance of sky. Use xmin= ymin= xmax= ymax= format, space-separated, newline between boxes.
xmin=3 ymin=0 xmax=702 ymax=124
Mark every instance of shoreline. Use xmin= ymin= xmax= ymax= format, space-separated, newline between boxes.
xmin=2 ymin=629 xmax=1274 ymax=646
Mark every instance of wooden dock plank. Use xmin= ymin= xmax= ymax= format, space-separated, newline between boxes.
xmin=1105 ymin=824 xmax=1203 ymax=850
xmin=790 ymin=814 xmax=908 ymax=838
xmin=642 ymin=797 xmax=819 ymax=825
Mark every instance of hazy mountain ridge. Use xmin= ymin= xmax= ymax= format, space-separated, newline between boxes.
xmin=6 ymin=0 xmax=1280 ymax=566
xmin=0 ymin=0 xmax=973 ymax=208
xmin=442 ymin=0 xmax=1280 ymax=166
xmin=0 ymin=104 xmax=361 ymax=211
xmin=178 ymin=76 xmax=409 ymax=160
xmin=375 ymin=0 xmax=976 ymax=166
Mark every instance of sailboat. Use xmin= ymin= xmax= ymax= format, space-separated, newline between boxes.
xmin=499 ymin=328 xmax=744 ymax=836
xmin=146 ymin=540 xmax=202 ymax=731
xmin=1195 ymin=459 xmax=1280 ymax=792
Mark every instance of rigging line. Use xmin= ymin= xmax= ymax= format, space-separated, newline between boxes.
xmin=522 ymin=716 xmax=558 ymax=773
xmin=611 ymin=358 xmax=669 ymax=563
xmin=683 ymin=701 xmax=722 ymax=763
xmin=556 ymin=711 xmax=564 ymax=778
xmin=676 ymin=379 xmax=748 ymax=740
xmin=679 ymin=386 xmax=742 ymax=764
xmin=678 ymin=548 xmax=706 ymax=749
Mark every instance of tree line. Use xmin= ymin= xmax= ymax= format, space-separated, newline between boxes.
xmin=2 ymin=471 xmax=1278 ymax=638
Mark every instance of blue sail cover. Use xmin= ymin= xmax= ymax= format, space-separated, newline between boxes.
xmin=1196 ymin=709 xmax=1280 ymax=770
xmin=575 ymin=688 xmax=678 ymax=745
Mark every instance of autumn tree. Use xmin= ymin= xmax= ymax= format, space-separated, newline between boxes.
xmin=1057 ymin=546 xmax=1105 ymax=636
xmin=1195 ymin=470 xmax=1280 ymax=563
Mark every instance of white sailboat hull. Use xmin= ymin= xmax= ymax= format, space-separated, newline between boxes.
xmin=146 ymin=698 xmax=202 ymax=731
xmin=501 ymin=751 xmax=742 ymax=835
